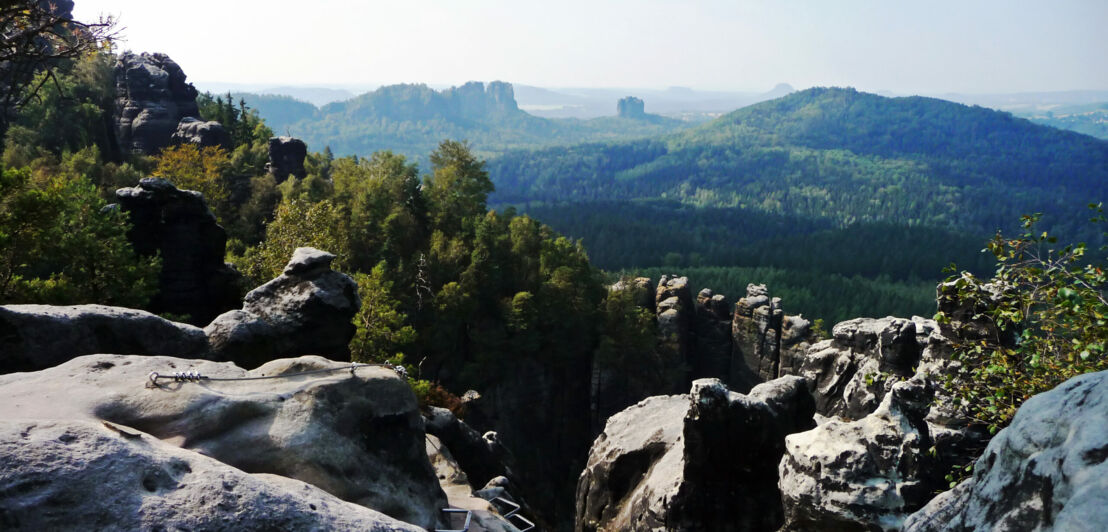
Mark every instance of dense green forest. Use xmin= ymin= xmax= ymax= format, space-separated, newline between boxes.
xmin=488 ymin=88 xmax=1108 ymax=321
xmin=232 ymin=82 xmax=690 ymax=165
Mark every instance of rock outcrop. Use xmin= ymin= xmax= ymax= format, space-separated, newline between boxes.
xmin=656 ymin=274 xmax=695 ymax=372
xmin=731 ymin=283 xmax=814 ymax=390
xmin=0 ymin=419 xmax=423 ymax=531
xmin=574 ymin=376 xmax=815 ymax=532
xmin=115 ymin=178 xmax=242 ymax=325
xmin=0 ymin=304 xmax=211 ymax=374
xmin=780 ymin=378 xmax=939 ymax=530
xmin=205 ymin=247 xmax=359 ymax=368
xmin=904 ymin=369 xmax=1108 ymax=531
xmin=425 ymin=406 xmax=516 ymax=490
xmin=798 ymin=316 xmax=926 ymax=419
xmin=692 ymin=288 xmax=732 ymax=381
xmin=171 ymin=116 xmax=231 ymax=149
xmin=617 ymin=96 xmax=646 ymax=118
xmin=114 ymin=52 xmax=201 ymax=154
xmin=266 ymin=136 xmax=308 ymax=183
xmin=0 ymin=354 xmax=446 ymax=529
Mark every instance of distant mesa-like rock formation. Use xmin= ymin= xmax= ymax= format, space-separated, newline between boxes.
xmin=617 ymin=96 xmax=646 ymax=118
xmin=115 ymin=178 xmax=243 ymax=325
xmin=171 ymin=117 xmax=231 ymax=149
xmin=266 ymin=135 xmax=308 ymax=183
xmin=575 ymin=376 xmax=815 ymax=531
xmin=114 ymin=52 xmax=201 ymax=154
xmin=454 ymin=80 xmax=519 ymax=118
xmin=0 ymin=354 xmax=447 ymax=530
xmin=205 ymin=247 xmax=360 ymax=369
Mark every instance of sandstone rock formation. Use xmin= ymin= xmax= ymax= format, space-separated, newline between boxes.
xmin=114 ymin=52 xmax=200 ymax=154
xmin=0 ymin=304 xmax=211 ymax=374
xmin=171 ymin=116 xmax=231 ymax=149
xmin=266 ymin=136 xmax=308 ymax=183
xmin=692 ymin=288 xmax=732 ymax=381
xmin=115 ymin=178 xmax=242 ymax=325
xmin=617 ymin=96 xmax=646 ymax=118
xmin=656 ymin=274 xmax=695 ymax=370
xmin=903 ymin=369 xmax=1108 ymax=531
xmin=205 ymin=247 xmax=359 ymax=368
xmin=575 ymin=376 xmax=815 ymax=532
xmin=731 ymin=283 xmax=814 ymax=390
xmin=780 ymin=378 xmax=939 ymax=530
xmin=426 ymin=435 xmax=527 ymax=532
xmin=0 ymin=354 xmax=446 ymax=529
xmin=0 ymin=419 xmax=423 ymax=531
xmin=425 ymin=406 xmax=516 ymax=490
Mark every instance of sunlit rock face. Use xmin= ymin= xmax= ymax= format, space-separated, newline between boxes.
xmin=114 ymin=51 xmax=200 ymax=154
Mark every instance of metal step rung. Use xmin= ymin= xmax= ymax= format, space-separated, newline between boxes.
xmin=507 ymin=513 xmax=536 ymax=532
xmin=435 ymin=508 xmax=472 ymax=532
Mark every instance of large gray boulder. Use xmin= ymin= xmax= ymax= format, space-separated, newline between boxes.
xmin=0 ymin=304 xmax=210 ymax=374
xmin=205 ymin=247 xmax=359 ymax=368
xmin=731 ymin=283 xmax=814 ymax=391
xmin=904 ymin=370 xmax=1108 ymax=531
xmin=115 ymin=177 xmax=243 ymax=325
xmin=171 ymin=116 xmax=231 ymax=149
xmin=0 ymin=354 xmax=446 ymax=529
xmin=114 ymin=51 xmax=200 ymax=154
xmin=575 ymin=376 xmax=815 ymax=532
xmin=780 ymin=378 xmax=938 ymax=531
xmin=0 ymin=419 xmax=423 ymax=531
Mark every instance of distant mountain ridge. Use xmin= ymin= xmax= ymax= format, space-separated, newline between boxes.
xmin=232 ymin=81 xmax=692 ymax=164
xmin=490 ymin=87 xmax=1108 ymax=236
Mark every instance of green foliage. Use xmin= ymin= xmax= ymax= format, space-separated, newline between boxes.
xmin=196 ymin=92 xmax=274 ymax=150
xmin=938 ymin=209 xmax=1108 ymax=434
xmin=349 ymin=264 xmax=417 ymax=364
xmin=232 ymin=198 xmax=350 ymax=285
xmin=0 ymin=164 xmax=159 ymax=306
xmin=152 ymin=144 xmax=231 ymax=217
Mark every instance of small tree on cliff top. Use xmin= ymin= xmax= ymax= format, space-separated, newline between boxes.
xmin=937 ymin=207 xmax=1108 ymax=434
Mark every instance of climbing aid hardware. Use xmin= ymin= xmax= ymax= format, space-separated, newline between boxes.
xmin=146 ymin=363 xmax=407 ymax=387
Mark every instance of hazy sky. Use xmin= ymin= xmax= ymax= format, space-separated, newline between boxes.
xmin=73 ymin=0 xmax=1107 ymax=94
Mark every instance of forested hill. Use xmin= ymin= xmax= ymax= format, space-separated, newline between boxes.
xmin=233 ymin=82 xmax=689 ymax=163
xmin=490 ymin=87 xmax=1108 ymax=237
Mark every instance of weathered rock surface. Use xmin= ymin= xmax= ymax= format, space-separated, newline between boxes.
xmin=0 ymin=419 xmax=423 ymax=531
xmin=0 ymin=354 xmax=446 ymax=529
xmin=797 ymin=316 xmax=925 ymax=420
xmin=114 ymin=51 xmax=200 ymax=154
xmin=205 ymin=247 xmax=359 ymax=368
xmin=0 ymin=304 xmax=211 ymax=374
xmin=266 ymin=136 xmax=308 ymax=183
xmin=610 ymin=276 xmax=655 ymax=311
xmin=656 ymin=275 xmax=695 ymax=372
xmin=780 ymin=378 xmax=938 ymax=531
xmin=116 ymin=177 xmax=242 ymax=325
xmin=904 ymin=369 xmax=1108 ymax=532
xmin=692 ymin=288 xmax=732 ymax=381
xmin=575 ymin=376 xmax=815 ymax=532
xmin=426 ymin=435 xmax=525 ymax=532
xmin=171 ymin=116 xmax=231 ymax=149
xmin=731 ymin=283 xmax=814 ymax=391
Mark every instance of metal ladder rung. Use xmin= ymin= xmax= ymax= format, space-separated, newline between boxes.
xmin=435 ymin=508 xmax=472 ymax=532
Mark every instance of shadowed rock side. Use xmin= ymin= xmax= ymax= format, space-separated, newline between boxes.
xmin=0 ymin=354 xmax=447 ymax=530
xmin=0 ymin=304 xmax=211 ymax=374
xmin=115 ymin=178 xmax=243 ymax=325
xmin=0 ymin=419 xmax=423 ymax=532
xmin=903 ymin=369 xmax=1108 ymax=532
xmin=205 ymin=247 xmax=360 ymax=368
xmin=575 ymin=376 xmax=815 ymax=532
xmin=266 ymin=136 xmax=308 ymax=183
xmin=114 ymin=51 xmax=201 ymax=154
xmin=731 ymin=283 xmax=814 ymax=392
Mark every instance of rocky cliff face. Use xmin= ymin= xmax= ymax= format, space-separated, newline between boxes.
xmin=171 ymin=117 xmax=231 ymax=149
xmin=115 ymin=178 xmax=243 ymax=325
xmin=575 ymin=377 xmax=815 ymax=531
xmin=0 ymin=354 xmax=447 ymax=530
xmin=114 ymin=52 xmax=201 ymax=154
